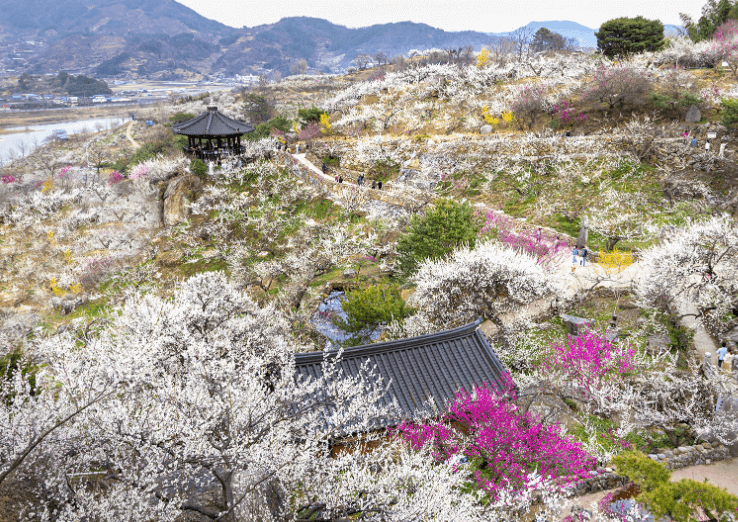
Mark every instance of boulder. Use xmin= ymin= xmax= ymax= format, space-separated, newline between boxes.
xmin=342 ymin=269 xmax=357 ymax=279
xmin=50 ymin=295 xmax=86 ymax=315
xmin=480 ymin=124 xmax=493 ymax=135
xmin=685 ymin=105 xmax=701 ymax=123
xmin=162 ymin=175 xmax=201 ymax=227
xmin=560 ymin=314 xmax=593 ymax=335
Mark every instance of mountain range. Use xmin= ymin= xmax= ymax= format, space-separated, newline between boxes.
xmin=489 ymin=20 xmax=684 ymax=49
xmin=0 ymin=0 xmax=682 ymax=80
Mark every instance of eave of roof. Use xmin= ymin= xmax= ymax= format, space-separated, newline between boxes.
xmin=294 ymin=320 xmax=510 ymax=430
xmin=172 ymin=109 xmax=254 ymax=137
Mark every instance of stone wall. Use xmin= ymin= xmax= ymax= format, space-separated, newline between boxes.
xmin=563 ymin=443 xmax=732 ymax=497
xmin=566 ymin=468 xmax=629 ymax=495
xmin=647 ymin=442 xmax=731 ymax=469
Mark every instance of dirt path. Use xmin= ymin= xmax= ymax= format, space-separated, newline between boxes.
xmin=126 ymin=121 xmax=140 ymax=150
xmin=670 ymin=458 xmax=738 ymax=495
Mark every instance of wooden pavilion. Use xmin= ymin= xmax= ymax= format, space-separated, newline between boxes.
xmin=172 ymin=106 xmax=254 ymax=161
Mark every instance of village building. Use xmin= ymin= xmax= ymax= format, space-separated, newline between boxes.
xmin=294 ymin=320 xmax=509 ymax=456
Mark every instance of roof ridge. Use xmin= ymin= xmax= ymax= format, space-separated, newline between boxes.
xmin=294 ymin=320 xmax=482 ymax=363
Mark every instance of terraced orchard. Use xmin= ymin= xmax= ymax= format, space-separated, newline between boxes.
xmin=1 ymin=47 xmax=738 ymax=522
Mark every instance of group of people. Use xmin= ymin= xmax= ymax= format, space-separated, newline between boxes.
xmin=682 ymin=130 xmax=712 ymax=153
xmin=716 ymin=341 xmax=735 ymax=371
xmin=322 ymin=164 xmax=383 ymax=189
xmin=572 ymin=245 xmax=589 ymax=269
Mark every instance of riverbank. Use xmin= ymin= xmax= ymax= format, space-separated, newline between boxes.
xmin=0 ymin=103 xmax=161 ymax=129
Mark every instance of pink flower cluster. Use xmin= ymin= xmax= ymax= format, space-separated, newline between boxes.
xmin=130 ymin=163 xmax=149 ymax=180
xmin=477 ymin=210 xmax=569 ymax=269
xmin=393 ymin=376 xmax=596 ymax=500
xmin=107 ymin=171 xmax=124 ymax=185
xmin=298 ymin=123 xmax=322 ymax=141
xmin=2 ymin=175 xmax=16 ymax=184
xmin=58 ymin=165 xmax=72 ymax=177
xmin=551 ymin=100 xmax=587 ymax=126
xmin=545 ymin=332 xmax=636 ymax=396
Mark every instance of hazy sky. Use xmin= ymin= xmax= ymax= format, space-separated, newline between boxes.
xmin=176 ymin=0 xmax=703 ymax=33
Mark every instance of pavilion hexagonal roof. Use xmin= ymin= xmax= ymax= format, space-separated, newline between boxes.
xmin=172 ymin=106 xmax=254 ymax=137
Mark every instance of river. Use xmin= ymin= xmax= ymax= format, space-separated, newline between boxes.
xmin=0 ymin=116 xmax=128 ymax=163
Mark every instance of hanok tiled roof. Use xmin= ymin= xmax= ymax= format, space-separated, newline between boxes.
xmin=172 ymin=106 xmax=254 ymax=136
xmin=294 ymin=320 xmax=508 ymax=427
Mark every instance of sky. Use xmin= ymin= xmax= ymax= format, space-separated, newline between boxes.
xmin=176 ymin=0 xmax=705 ymax=33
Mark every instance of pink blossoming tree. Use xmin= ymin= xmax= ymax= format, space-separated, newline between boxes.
xmin=394 ymin=376 xmax=596 ymax=504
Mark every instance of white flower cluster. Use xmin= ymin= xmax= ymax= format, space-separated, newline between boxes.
xmin=4 ymin=272 xmax=502 ymax=521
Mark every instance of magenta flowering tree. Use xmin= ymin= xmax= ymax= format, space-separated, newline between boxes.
xmin=107 ymin=171 xmax=124 ymax=186
xmin=511 ymin=84 xmax=548 ymax=130
xmin=545 ymin=332 xmax=637 ymax=400
xmin=478 ymin=210 xmax=568 ymax=269
xmin=2 ymin=174 xmax=16 ymax=184
xmin=298 ymin=123 xmax=322 ymax=141
xmin=710 ymin=20 xmax=738 ymax=77
xmin=582 ymin=62 xmax=652 ymax=111
xmin=551 ymin=100 xmax=588 ymax=127
xmin=394 ymin=376 xmax=596 ymax=502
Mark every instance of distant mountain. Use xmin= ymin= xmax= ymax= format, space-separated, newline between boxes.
xmin=214 ymin=17 xmax=492 ymax=76
xmin=0 ymin=4 xmax=495 ymax=79
xmin=490 ymin=20 xmax=684 ymax=50
xmin=489 ymin=21 xmax=598 ymax=48
xmin=0 ymin=6 xmax=686 ymax=81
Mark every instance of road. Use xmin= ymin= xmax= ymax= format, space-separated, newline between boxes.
xmin=126 ymin=121 xmax=140 ymax=150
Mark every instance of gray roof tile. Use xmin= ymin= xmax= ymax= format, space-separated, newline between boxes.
xmin=294 ymin=320 xmax=509 ymax=427
xmin=172 ymin=107 xmax=254 ymax=136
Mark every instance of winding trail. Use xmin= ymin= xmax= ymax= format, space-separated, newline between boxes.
xmin=290 ymin=152 xmax=723 ymax=370
xmin=126 ymin=121 xmax=140 ymax=150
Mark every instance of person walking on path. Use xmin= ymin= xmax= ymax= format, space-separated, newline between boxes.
xmin=338 ymin=176 xmax=343 ymax=184
xmin=372 ymin=180 xmax=377 ymax=189
xmin=334 ymin=175 xmax=339 ymax=182
xmin=682 ymin=131 xmax=689 ymax=146
xmin=691 ymin=137 xmax=698 ymax=148
xmin=322 ymin=163 xmax=327 ymax=175
xmin=536 ymin=227 xmax=542 ymax=243
xmin=717 ymin=341 xmax=729 ymax=369
xmin=572 ymin=246 xmax=579 ymax=265
xmin=377 ymin=181 xmax=383 ymax=190
xmin=296 ymin=144 xmax=301 ymax=154
xmin=706 ymin=141 xmax=711 ymax=154
xmin=580 ymin=245 xmax=588 ymax=267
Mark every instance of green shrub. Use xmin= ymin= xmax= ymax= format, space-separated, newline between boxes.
xmin=395 ymin=199 xmax=481 ymax=279
xmin=612 ymin=452 xmax=671 ymax=492
xmin=334 ymin=285 xmax=412 ymax=344
xmin=246 ymin=115 xmax=292 ymax=141
xmin=721 ymin=98 xmax=738 ymax=128
xmin=297 ymin=106 xmax=327 ymax=127
xmin=642 ymin=479 xmax=738 ymax=522
xmin=613 ymin=452 xmax=738 ymax=521
xmin=190 ymin=159 xmax=208 ymax=177
xmin=169 ymin=112 xmax=196 ymax=124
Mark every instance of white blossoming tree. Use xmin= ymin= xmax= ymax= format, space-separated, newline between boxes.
xmin=409 ymin=240 xmax=561 ymax=331
xmin=4 ymin=272 xmax=498 ymax=522
xmin=636 ymin=215 xmax=738 ymax=339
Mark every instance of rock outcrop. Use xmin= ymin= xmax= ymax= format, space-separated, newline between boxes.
xmin=162 ymin=175 xmax=201 ymax=226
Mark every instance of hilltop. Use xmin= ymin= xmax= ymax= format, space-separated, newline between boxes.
xmin=1 ymin=40 xmax=738 ymax=521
